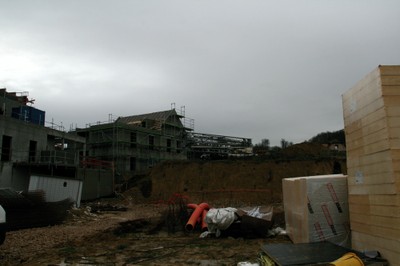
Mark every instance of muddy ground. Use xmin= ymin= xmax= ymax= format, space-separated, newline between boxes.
xmin=0 ymin=146 xmax=343 ymax=265
xmin=0 ymin=199 xmax=290 ymax=266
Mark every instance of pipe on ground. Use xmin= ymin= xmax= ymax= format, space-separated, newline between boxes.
xmin=185 ymin=202 xmax=210 ymax=231
xmin=201 ymin=209 xmax=208 ymax=231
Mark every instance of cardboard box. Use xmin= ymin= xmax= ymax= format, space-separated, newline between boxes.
xmin=283 ymin=174 xmax=350 ymax=247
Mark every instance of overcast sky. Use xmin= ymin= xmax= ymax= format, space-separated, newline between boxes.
xmin=1 ymin=1 xmax=399 ymax=146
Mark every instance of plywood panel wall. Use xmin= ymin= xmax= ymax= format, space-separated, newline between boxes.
xmin=342 ymin=65 xmax=400 ymax=265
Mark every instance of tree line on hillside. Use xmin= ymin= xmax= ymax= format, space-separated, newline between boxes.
xmin=253 ymin=129 xmax=345 ymax=159
xmin=254 ymin=129 xmax=345 ymax=149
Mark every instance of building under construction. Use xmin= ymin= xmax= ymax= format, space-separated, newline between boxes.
xmin=0 ymin=87 xmax=252 ymax=207
xmin=75 ymin=108 xmax=195 ymax=185
xmin=0 ymin=88 xmax=88 ymax=209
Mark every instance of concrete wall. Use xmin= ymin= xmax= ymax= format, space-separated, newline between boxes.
xmin=0 ymin=116 xmax=48 ymax=163
xmin=11 ymin=166 xmax=30 ymax=190
xmin=29 ymin=175 xmax=83 ymax=207
xmin=79 ymin=168 xmax=114 ymax=201
xmin=0 ymin=163 xmax=13 ymax=188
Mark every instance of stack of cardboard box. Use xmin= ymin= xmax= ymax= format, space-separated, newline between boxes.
xmin=342 ymin=65 xmax=400 ymax=265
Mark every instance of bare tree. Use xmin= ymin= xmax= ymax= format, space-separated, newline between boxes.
xmin=280 ymin=138 xmax=293 ymax=149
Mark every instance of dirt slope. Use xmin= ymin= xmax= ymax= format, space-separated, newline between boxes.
xmin=132 ymin=158 xmax=346 ymax=206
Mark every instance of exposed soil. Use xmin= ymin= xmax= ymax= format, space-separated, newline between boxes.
xmin=0 ymin=200 xmax=290 ymax=266
xmin=0 ymin=150 xmax=344 ymax=265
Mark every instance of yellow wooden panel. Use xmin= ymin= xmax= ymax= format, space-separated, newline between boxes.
xmin=363 ymin=138 xmax=391 ymax=155
xmin=381 ymin=76 xmax=400 ymax=86
xmin=350 ymin=194 xmax=400 ymax=206
xmin=350 ymin=221 xmax=400 ymax=240
xmin=392 ymin=160 xmax=400 ymax=172
xmin=348 ymin=183 xmax=397 ymax=195
xmin=343 ymin=97 xmax=385 ymax=126
xmin=345 ymin=117 xmax=387 ymax=145
xmin=349 ymin=203 xmax=400 ymax=217
xmin=346 ymin=149 xmax=392 ymax=169
xmin=389 ymin=139 xmax=400 ymax=150
xmin=342 ymin=66 xmax=381 ymax=100
xmin=347 ymin=172 xmax=394 ymax=186
xmin=345 ymin=146 xmax=365 ymax=158
xmin=342 ymin=84 xmax=382 ymax=116
xmin=388 ymin=127 xmax=400 ymax=141
xmin=370 ymin=205 xmax=400 ymax=217
xmin=347 ymin=160 xmax=394 ymax=177
xmin=343 ymin=76 xmax=383 ymax=122
xmin=349 ymin=203 xmax=370 ymax=214
xmin=382 ymin=85 xmax=400 ymax=96
xmin=347 ymin=128 xmax=390 ymax=153
xmin=379 ymin=65 xmax=400 ymax=76
xmin=391 ymin=149 xmax=400 ymax=159
xmin=344 ymin=107 xmax=387 ymax=137
xmin=348 ymin=194 xmax=370 ymax=205
xmin=345 ymin=122 xmax=387 ymax=144
xmin=369 ymin=194 xmax=400 ymax=206
xmin=388 ymin=117 xmax=400 ymax=128
xmin=352 ymin=231 xmax=400 ymax=253
xmin=350 ymin=213 xmax=400 ymax=230
xmin=352 ymin=231 xmax=400 ymax=266
xmin=344 ymin=120 xmax=362 ymax=135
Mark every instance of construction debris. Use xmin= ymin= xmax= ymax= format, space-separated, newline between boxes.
xmin=0 ymin=188 xmax=73 ymax=230
xmin=260 ymin=241 xmax=388 ymax=265
xmin=87 ymin=202 xmax=128 ymax=213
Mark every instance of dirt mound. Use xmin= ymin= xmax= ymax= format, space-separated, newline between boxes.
xmin=280 ymin=142 xmax=330 ymax=158
xmin=126 ymin=157 xmax=346 ymax=206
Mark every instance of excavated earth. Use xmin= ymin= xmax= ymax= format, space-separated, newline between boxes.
xmin=0 ymin=201 xmax=290 ymax=266
xmin=0 ymin=147 xmax=345 ymax=265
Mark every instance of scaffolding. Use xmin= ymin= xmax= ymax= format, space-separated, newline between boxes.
xmin=188 ymin=132 xmax=252 ymax=159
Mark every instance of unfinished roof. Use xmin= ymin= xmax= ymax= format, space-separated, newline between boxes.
xmin=117 ymin=109 xmax=182 ymax=123
xmin=116 ymin=109 xmax=185 ymax=129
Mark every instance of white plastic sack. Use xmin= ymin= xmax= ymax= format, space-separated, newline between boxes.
xmin=237 ymin=262 xmax=259 ymax=266
xmin=204 ymin=207 xmax=238 ymax=237
xmin=244 ymin=206 xmax=270 ymax=219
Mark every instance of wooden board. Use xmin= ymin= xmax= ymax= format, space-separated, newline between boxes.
xmin=346 ymin=149 xmax=392 ymax=168
xmin=342 ymin=66 xmax=381 ymax=98
xmin=379 ymin=65 xmax=400 ymax=76
xmin=348 ymin=194 xmax=370 ymax=205
xmin=349 ymin=194 xmax=400 ymax=207
xmin=344 ymin=66 xmax=400 ymax=266
xmin=369 ymin=194 xmax=400 ymax=206
xmin=345 ymin=121 xmax=388 ymax=152
xmin=388 ymin=116 xmax=400 ymax=128
xmin=343 ymin=97 xmax=385 ymax=126
xmin=381 ymin=76 xmax=400 ymax=86
xmin=347 ymin=172 xmax=395 ymax=186
xmin=382 ymin=85 xmax=400 ymax=96
xmin=344 ymin=107 xmax=387 ymax=137
xmin=350 ymin=221 xmax=400 ymax=240
xmin=348 ymin=183 xmax=397 ymax=195
xmin=349 ymin=193 xmax=400 ymax=206
xmin=346 ymin=131 xmax=390 ymax=154
xmin=350 ymin=213 xmax=400 ymax=230
xmin=349 ymin=203 xmax=400 ymax=217
xmin=352 ymin=230 xmax=400 ymax=255
xmin=352 ymin=236 xmax=400 ymax=266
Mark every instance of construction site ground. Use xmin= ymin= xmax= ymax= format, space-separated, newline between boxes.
xmin=0 ymin=145 xmax=344 ymax=265
xmin=0 ymin=200 xmax=290 ymax=266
